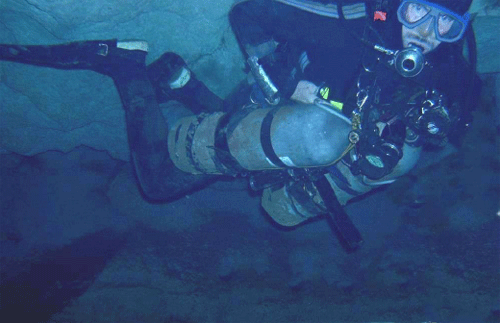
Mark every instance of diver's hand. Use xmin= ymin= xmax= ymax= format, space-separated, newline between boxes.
xmin=290 ymin=80 xmax=320 ymax=104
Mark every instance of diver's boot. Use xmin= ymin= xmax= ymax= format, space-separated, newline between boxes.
xmin=0 ymin=39 xmax=148 ymax=75
xmin=147 ymin=52 xmax=223 ymax=113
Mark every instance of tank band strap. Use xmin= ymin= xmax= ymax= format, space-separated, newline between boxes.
xmin=261 ymin=108 xmax=288 ymax=168
xmin=213 ymin=112 xmax=247 ymax=175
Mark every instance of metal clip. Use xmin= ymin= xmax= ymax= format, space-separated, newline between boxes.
xmin=247 ymin=56 xmax=280 ymax=105
xmin=97 ymin=43 xmax=109 ymax=56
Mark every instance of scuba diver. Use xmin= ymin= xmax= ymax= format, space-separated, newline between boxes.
xmin=0 ymin=0 xmax=480 ymax=252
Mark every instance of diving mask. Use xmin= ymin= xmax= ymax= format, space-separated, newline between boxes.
xmin=397 ymin=0 xmax=470 ymax=43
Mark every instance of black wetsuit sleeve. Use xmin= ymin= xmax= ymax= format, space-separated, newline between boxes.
xmin=229 ymin=0 xmax=364 ymax=100
xmin=230 ymin=0 xmax=275 ymax=50
xmin=229 ymin=0 xmax=306 ymax=98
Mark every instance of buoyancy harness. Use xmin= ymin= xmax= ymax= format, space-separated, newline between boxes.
xmin=227 ymin=0 xmax=479 ymax=252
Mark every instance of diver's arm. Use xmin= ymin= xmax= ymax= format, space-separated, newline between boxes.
xmin=230 ymin=0 xmax=313 ymax=100
xmin=230 ymin=0 xmax=277 ymax=57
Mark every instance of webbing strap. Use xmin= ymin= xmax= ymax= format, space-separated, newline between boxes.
xmin=260 ymin=108 xmax=288 ymax=168
xmin=213 ymin=113 xmax=247 ymax=175
xmin=314 ymin=176 xmax=364 ymax=253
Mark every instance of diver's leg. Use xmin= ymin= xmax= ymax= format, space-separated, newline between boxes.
xmin=0 ymin=40 xmax=139 ymax=72
xmin=0 ymin=40 xmax=216 ymax=201
xmin=1 ymin=41 xmax=223 ymax=113
xmin=110 ymin=64 xmax=217 ymax=201
xmin=146 ymin=52 xmax=224 ymax=114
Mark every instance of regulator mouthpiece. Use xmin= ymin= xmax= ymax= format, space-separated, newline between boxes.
xmin=394 ymin=46 xmax=425 ymax=77
xmin=373 ymin=44 xmax=426 ymax=78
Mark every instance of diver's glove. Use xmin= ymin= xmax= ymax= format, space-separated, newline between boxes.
xmin=290 ymin=80 xmax=320 ymax=104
